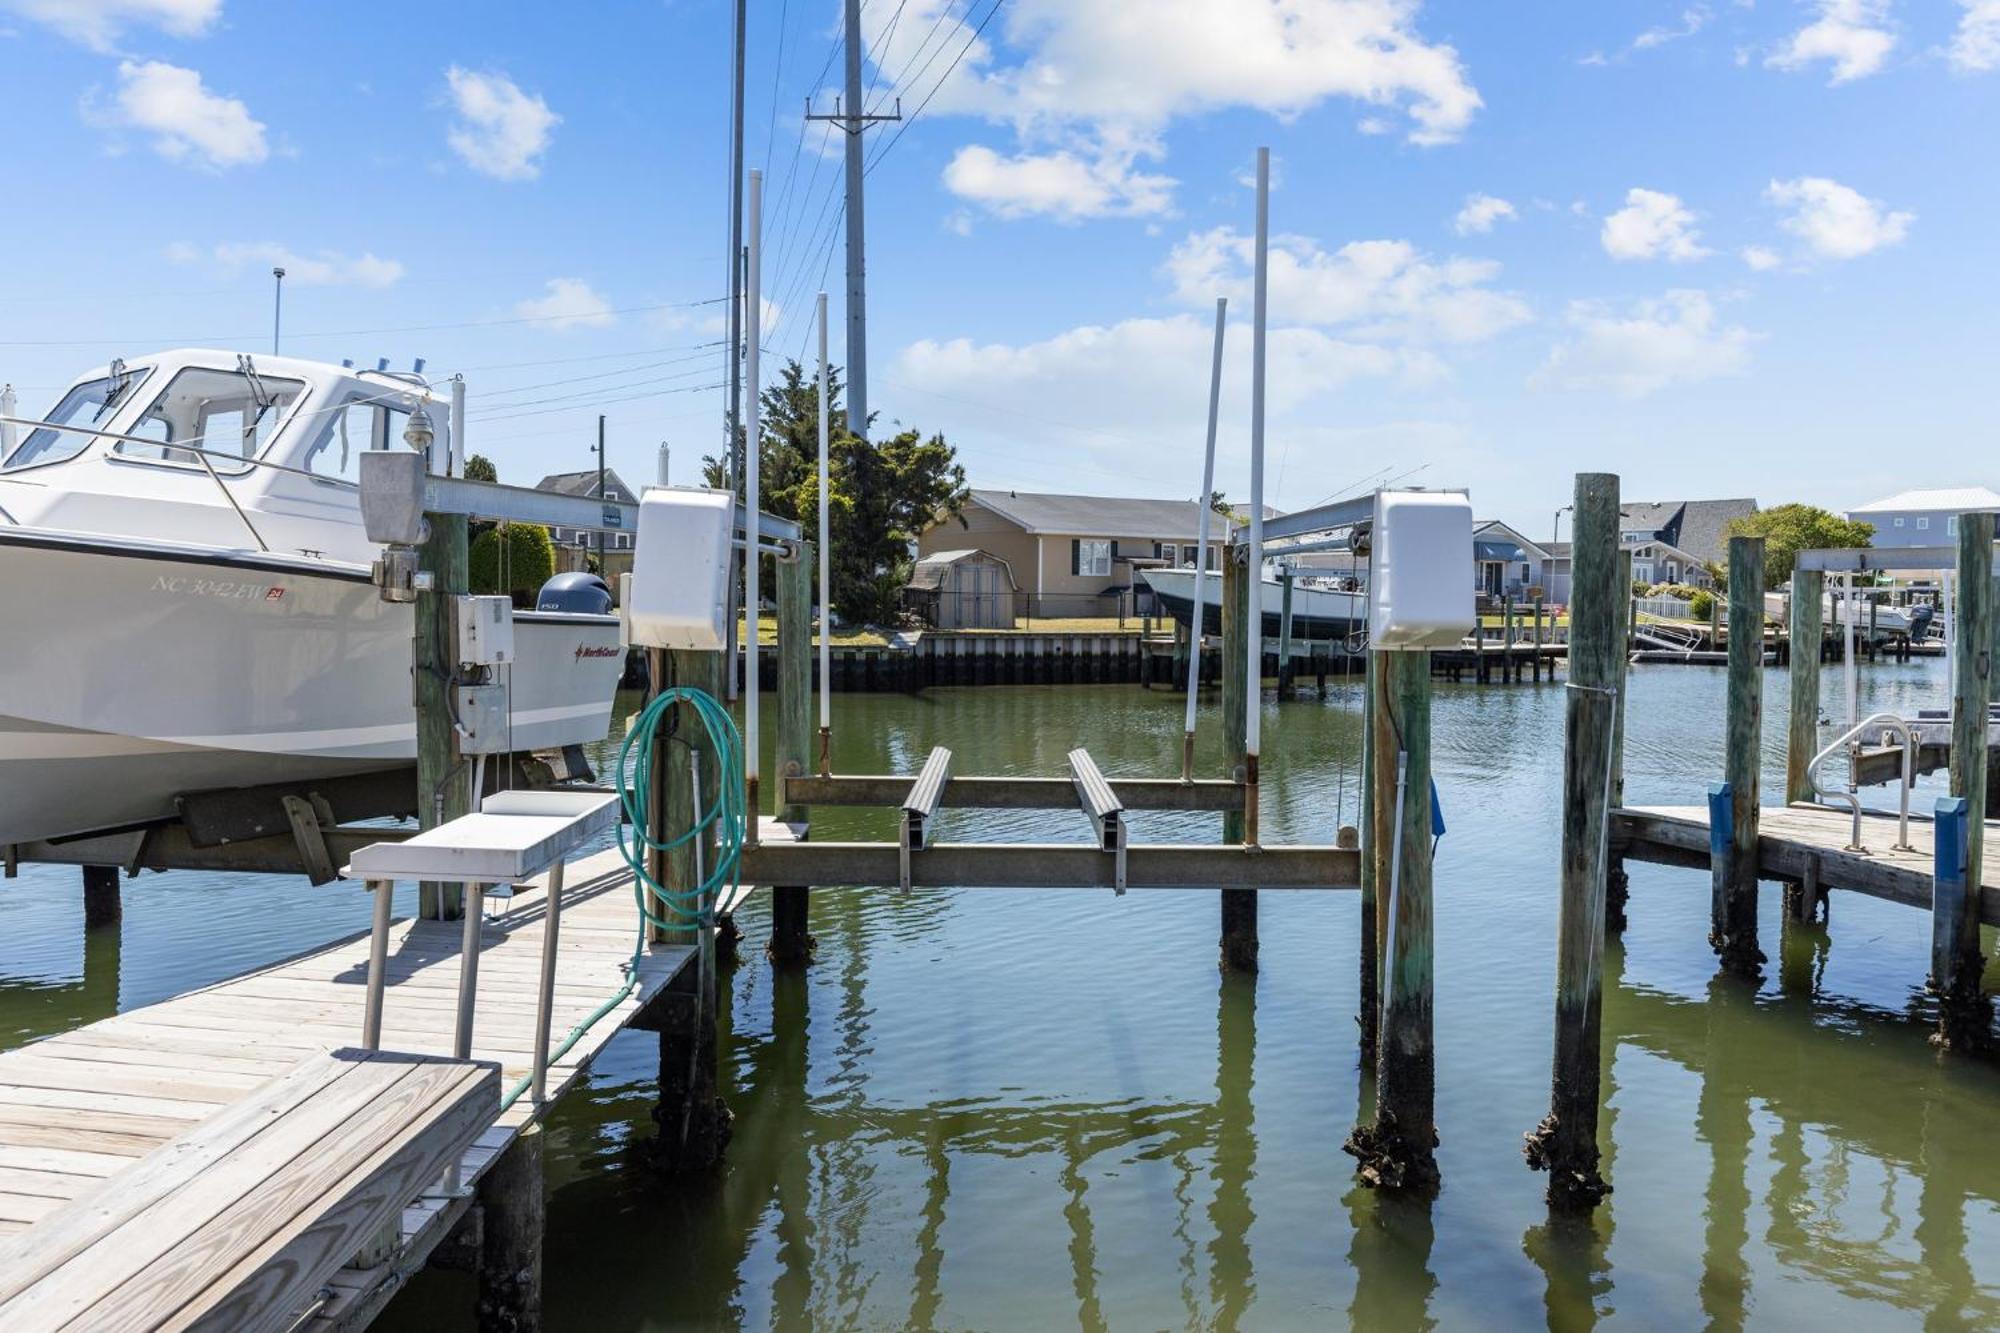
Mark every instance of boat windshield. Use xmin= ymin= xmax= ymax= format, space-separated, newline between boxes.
xmin=112 ymin=365 xmax=306 ymax=469
xmin=2 ymin=366 xmax=153 ymax=470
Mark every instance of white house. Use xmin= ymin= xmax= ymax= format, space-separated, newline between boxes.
xmin=1847 ymin=487 xmax=2000 ymax=548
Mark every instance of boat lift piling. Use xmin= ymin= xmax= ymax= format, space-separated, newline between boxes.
xmin=1712 ymin=536 xmax=1768 ymax=977
xmin=770 ymin=539 xmax=817 ymax=967
xmin=1938 ymin=512 xmax=1994 ymax=1050
xmin=1220 ymin=541 xmax=1258 ymax=972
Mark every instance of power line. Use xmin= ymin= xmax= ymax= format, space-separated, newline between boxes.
xmin=472 ymin=380 xmax=726 ymax=425
xmin=866 ymin=0 xmax=1004 ymax=176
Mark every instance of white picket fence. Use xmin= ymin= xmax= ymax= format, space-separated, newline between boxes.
xmin=1633 ymin=595 xmax=1697 ymax=620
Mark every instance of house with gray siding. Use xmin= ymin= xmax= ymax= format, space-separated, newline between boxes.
xmin=1847 ymin=487 xmax=2000 ymax=547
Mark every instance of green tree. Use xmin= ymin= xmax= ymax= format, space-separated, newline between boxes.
xmin=464 ymin=454 xmax=498 ymax=483
xmin=470 ymin=523 xmax=556 ymax=606
xmin=702 ymin=360 xmax=969 ymax=623
xmin=1725 ymin=505 xmax=1874 ymax=585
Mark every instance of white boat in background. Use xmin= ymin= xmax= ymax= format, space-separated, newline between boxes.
xmin=0 ymin=349 xmax=624 ymax=845
xmin=1764 ymin=590 xmax=1937 ymax=640
xmin=1140 ymin=567 xmax=1367 ymax=641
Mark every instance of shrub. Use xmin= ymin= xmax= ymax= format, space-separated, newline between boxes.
xmin=470 ymin=523 xmax=556 ymax=605
xmin=1688 ymin=589 xmax=1716 ymax=621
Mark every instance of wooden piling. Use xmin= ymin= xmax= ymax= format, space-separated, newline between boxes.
xmin=1532 ymin=598 xmax=1545 ymax=683
xmin=81 ymin=864 xmax=121 ymax=929
xmin=1219 ymin=542 xmax=1257 ymax=971
xmin=1785 ymin=570 xmax=1825 ymax=806
xmin=475 ymin=1121 xmax=544 ymax=1331
xmin=1345 ymin=647 xmax=1437 ymax=1195
xmin=1524 ymin=472 xmax=1620 ymax=1211
xmin=1936 ymin=512 xmax=1994 ymax=1050
xmin=1358 ymin=652 xmax=1383 ymax=1069
xmin=1606 ymin=549 xmax=1633 ymax=935
xmin=416 ymin=512 xmax=470 ymax=920
xmin=1278 ymin=569 xmax=1295 ymax=694
xmin=1712 ymin=536 xmax=1767 ymax=975
xmin=770 ymin=541 xmax=816 ymax=966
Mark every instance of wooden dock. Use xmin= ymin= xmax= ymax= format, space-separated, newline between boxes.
xmin=1613 ymin=802 xmax=2000 ymax=924
xmin=0 ymin=845 xmax=690 ymax=1330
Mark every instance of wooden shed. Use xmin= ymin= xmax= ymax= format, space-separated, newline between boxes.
xmin=905 ymin=549 xmax=1019 ymax=629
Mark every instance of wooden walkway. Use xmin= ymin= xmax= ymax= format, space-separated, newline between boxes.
xmin=0 ymin=844 xmax=690 ymax=1330
xmin=1613 ymin=802 xmax=2000 ymax=924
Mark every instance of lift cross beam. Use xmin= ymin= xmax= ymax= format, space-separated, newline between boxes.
xmin=739 ymin=841 xmax=1355 ymax=891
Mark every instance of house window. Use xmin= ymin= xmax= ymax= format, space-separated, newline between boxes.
xmin=1182 ymin=544 xmax=1198 ymax=566
xmin=616 ymin=532 xmax=632 ymax=550
xmin=1949 ymin=516 xmax=1959 ymax=536
xmin=1894 ymin=517 xmax=1906 ymax=528
xmin=1077 ymin=539 xmax=1112 ymax=578
xmin=1917 ymin=516 xmax=1930 ymax=530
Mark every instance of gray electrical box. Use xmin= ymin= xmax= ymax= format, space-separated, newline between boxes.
xmin=456 ymin=684 xmax=511 ymax=754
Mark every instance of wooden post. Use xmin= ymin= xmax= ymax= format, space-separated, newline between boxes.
xmin=771 ymin=541 xmax=815 ymax=966
xmin=1278 ymin=569 xmax=1295 ymax=694
xmin=1533 ymin=598 xmax=1545 ymax=683
xmin=1524 ymin=472 xmax=1620 ymax=1211
xmin=1345 ymin=647 xmax=1437 ymax=1195
xmin=1785 ymin=570 xmax=1825 ymax=805
xmin=1358 ymin=652 xmax=1383 ymax=1069
xmin=649 ymin=642 xmax=731 ymax=1171
xmin=417 ymin=513 xmax=470 ymax=920
xmin=1502 ymin=594 xmax=1515 ymax=683
xmin=475 ymin=1121 xmax=544 ymax=1330
xmin=1937 ymin=512 xmax=1993 ymax=1050
xmin=1712 ymin=536 xmax=1767 ymax=976
xmin=1219 ymin=542 xmax=1257 ymax=971
xmin=81 ymin=864 xmax=120 ymax=928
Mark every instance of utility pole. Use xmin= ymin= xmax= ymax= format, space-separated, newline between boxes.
xmin=596 ymin=414 xmax=607 ymax=570
xmin=271 ymin=267 xmax=285 ymax=355
xmin=808 ymin=0 xmax=900 ymax=439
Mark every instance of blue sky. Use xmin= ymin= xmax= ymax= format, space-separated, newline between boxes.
xmin=1 ymin=0 xmax=1994 ymax=535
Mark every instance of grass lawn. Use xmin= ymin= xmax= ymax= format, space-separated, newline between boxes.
xmin=955 ymin=616 xmax=1141 ymax=634
xmin=739 ymin=614 xmax=889 ymax=648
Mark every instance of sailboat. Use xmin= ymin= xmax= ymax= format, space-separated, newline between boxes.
xmin=0 ymin=349 xmax=624 ymax=845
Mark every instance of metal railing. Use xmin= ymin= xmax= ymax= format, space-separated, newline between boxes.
xmin=1809 ymin=711 xmax=1917 ymax=852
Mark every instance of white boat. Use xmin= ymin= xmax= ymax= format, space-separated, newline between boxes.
xmin=1763 ymin=591 xmax=1937 ymax=640
xmin=0 ymin=349 xmax=624 ymax=845
xmin=1140 ymin=566 xmax=1367 ymax=641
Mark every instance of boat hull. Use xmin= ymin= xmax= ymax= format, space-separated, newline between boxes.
xmin=1140 ymin=568 xmax=1366 ymax=641
xmin=0 ymin=530 xmax=624 ymax=844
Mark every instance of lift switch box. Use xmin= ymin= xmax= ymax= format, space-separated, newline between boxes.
xmin=455 ymin=595 xmax=515 ymax=667
xmin=629 ymin=487 xmax=735 ymax=651
xmin=1369 ymin=490 xmax=1475 ymax=651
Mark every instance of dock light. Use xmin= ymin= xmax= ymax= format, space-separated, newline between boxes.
xmin=403 ymin=403 xmax=435 ymax=453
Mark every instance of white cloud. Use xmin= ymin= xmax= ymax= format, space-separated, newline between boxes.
xmin=1534 ymin=290 xmax=1755 ymax=397
xmin=1634 ymin=5 xmax=1712 ymax=50
xmin=1453 ymin=193 xmax=1516 ymax=235
xmin=942 ymin=143 xmax=1176 ymax=221
xmin=183 ymin=241 xmax=406 ymax=288
xmin=1600 ymin=187 xmax=1710 ymax=262
xmin=1765 ymin=175 xmax=1912 ymax=258
xmin=1950 ymin=0 xmax=2000 ymax=71
xmin=445 ymin=67 xmax=558 ymax=181
xmin=1164 ymin=227 xmax=1532 ymax=344
xmin=515 ymin=278 xmax=613 ymax=331
xmin=1740 ymin=245 xmax=1783 ymax=271
xmin=0 ymin=0 xmax=217 ymax=50
xmin=1766 ymin=0 xmax=1895 ymax=83
xmin=90 ymin=60 xmax=267 ymax=169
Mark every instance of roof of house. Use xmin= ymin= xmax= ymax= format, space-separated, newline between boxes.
xmin=535 ymin=468 xmax=633 ymax=499
xmin=1473 ymin=519 xmax=1549 ymax=560
xmin=966 ymin=488 xmax=1218 ymax=538
xmin=1849 ymin=486 xmax=2000 ymax=515
xmin=1619 ymin=498 xmax=1757 ymax=566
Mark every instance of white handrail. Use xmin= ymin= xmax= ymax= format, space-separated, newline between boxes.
xmin=1808 ymin=710 xmax=1916 ymax=851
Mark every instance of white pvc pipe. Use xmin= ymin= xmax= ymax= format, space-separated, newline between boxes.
xmin=449 ymin=376 xmax=466 ymax=478
xmin=1246 ymin=147 xmax=1269 ymax=762
xmin=1 ymin=384 xmax=17 ymax=457
xmin=817 ymin=290 xmax=832 ymax=732
xmin=657 ymin=442 xmax=670 ymax=485
xmin=745 ymin=169 xmax=763 ymax=786
xmin=1183 ymin=297 xmax=1227 ymax=736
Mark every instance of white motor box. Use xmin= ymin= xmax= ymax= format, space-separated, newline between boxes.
xmin=629 ymin=486 xmax=735 ymax=651
xmin=455 ymin=595 xmax=516 ymax=666
xmin=1369 ymin=490 xmax=1475 ymax=651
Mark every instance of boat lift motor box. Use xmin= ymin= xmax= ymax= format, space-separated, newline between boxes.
xmin=628 ymin=487 xmax=735 ymax=651
xmin=1369 ymin=490 xmax=1476 ymax=651
xmin=455 ymin=594 xmax=516 ymax=666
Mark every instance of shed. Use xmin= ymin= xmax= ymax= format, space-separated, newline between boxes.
xmin=906 ymin=549 xmax=1019 ymax=629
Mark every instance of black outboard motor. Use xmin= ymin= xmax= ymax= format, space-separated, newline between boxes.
xmin=537 ymin=571 xmax=614 ymax=615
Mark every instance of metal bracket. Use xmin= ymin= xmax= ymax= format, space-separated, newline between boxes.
xmin=282 ymin=793 xmax=340 ymax=885
xmin=1068 ymin=748 xmax=1128 ymax=894
xmin=899 ymin=747 xmax=953 ymax=891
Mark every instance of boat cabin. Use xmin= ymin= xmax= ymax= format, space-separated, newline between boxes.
xmin=0 ymin=348 xmax=451 ymax=565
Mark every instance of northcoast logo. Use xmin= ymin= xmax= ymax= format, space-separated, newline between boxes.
xmin=153 ymin=575 xmax=287 ymax=602
xmin=574 ymin=644 xmax=621 ymax=660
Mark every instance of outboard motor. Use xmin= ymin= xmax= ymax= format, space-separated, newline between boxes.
xmin=1909 ymin=604 xmax=1936 ymax=642
xmin=536 ymin=571 xmax=613 ymax=615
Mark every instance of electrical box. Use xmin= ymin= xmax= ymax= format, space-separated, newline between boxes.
xmin=455 ymin=594 xmax=515 ymax=666
xmin=455 ymin=683 xmax=510 ymax=754
xmin=629 ymin=486 xmax=734 ymax=651
xmin=1369 ymin=490 xmax=1475 ymax=651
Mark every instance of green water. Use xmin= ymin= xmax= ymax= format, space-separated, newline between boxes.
xmin=5 ymin=662 xmax=1999 ymax=1329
